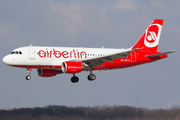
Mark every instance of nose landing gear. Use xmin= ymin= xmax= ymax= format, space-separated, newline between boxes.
xmin=26 ymin=68 xmax=32 ymax=80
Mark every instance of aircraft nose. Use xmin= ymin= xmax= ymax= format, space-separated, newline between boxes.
xmin=2 ymin=55 xmax=11 ymax=65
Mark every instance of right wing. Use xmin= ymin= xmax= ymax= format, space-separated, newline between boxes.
xmin=72 ymin=48 xmax=140 ymax=68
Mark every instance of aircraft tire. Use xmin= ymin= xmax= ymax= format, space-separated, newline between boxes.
xmin=87 ymin=74 xmax=96 ymax=81
xmin=71 ymin=76 xmax=79 ymax=83
xmin=26 ymin=75 xmax=31 ymax=80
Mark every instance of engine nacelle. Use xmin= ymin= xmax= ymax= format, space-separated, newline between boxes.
xmin=62 ymin=61 xmax=86 ymax=73
xmin=37 ymin=69 xmax=58 ymax=77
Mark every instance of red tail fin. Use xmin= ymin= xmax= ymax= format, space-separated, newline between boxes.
xmin=132 ymin=19 xmax=163 ymax=52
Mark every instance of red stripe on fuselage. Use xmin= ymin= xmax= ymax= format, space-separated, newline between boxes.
xmin=10 ymin=65 xmax=61 ymax=69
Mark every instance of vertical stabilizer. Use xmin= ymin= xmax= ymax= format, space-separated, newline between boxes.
xmin=132 ymin=19 xmax=163 ymax=52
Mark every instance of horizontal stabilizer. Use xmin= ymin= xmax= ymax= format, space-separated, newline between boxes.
xmin=146 ymin=51 xmax=176 ymax=58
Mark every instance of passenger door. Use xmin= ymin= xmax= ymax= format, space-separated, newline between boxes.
xmin=29 ymin=48 xmax=35 ymax=60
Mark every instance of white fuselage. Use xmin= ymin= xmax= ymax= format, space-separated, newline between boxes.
xmin=3 ymin=46 xmax=126 ymax=69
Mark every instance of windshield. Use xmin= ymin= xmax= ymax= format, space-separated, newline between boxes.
xmin=10 ymin=51 xmax=22 ymax=55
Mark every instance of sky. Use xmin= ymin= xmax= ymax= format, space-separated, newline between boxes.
xmin=0 ymin=0 xmax=179 ymax=109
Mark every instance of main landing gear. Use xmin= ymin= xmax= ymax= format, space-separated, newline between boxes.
xmin=87 ymin=74 xmax=96 ymax=81
xmin=70 ymin=73 xmax=96 ymax=83
xmin=71 ymin=74 xmax=79 ymax=83
xmin=87 ymin=67 xmax=96 ymax=81
xmin=70 ymin=68 xmax=96 ymax=83
xmin=25 ymin=68 xmax=32 ymax=80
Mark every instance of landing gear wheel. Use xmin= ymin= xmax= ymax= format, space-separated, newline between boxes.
xmin=26 ymin=75 xmax=31 ymax=80
xmin=87 ymin=74 xmax=96 ymax=81
xmin=26 ymin=68 xmax=32 ymax=80
xmin=71 ymin=76 xmax=79 ymax=83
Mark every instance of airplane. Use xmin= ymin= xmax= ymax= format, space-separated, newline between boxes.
xmin=2 ymin=19 xmax=176 ymax=83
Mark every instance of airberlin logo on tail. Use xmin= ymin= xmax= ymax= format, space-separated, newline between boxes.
xmin=147 ymin=31 xmax=157 ymax=42
xmin=144 ymin=24 xmax=162 ymax=48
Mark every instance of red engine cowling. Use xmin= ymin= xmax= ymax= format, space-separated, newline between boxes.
xmin=37 ymin=69 xmax=57 ymax=77
xmin=62 ymin=61 xmax=83 ymax=73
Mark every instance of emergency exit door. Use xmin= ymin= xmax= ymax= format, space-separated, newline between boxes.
xmin=131 ymin=51 xmax=136 ymax=62
xmin=29 ymin=48 xmax=35 ymax=60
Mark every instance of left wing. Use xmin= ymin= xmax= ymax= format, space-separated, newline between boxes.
xmin=72 ymin=48 xmax=140 ymax=68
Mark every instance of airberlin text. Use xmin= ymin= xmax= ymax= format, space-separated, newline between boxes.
xmin=38 ymin=49 xmax=87 ymax=59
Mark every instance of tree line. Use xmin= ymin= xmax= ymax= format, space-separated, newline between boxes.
xmin=0 ymin=105 xmax=180 ymax=120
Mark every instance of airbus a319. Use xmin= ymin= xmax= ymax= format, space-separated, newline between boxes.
xmin=2 ymin=19 xmax=175 ymax=83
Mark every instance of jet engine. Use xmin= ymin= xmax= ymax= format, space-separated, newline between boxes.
xmin=62 ymin=61 xmax=88 ymax=73
xmin=37 ymin=69 xmax=62 ymax=77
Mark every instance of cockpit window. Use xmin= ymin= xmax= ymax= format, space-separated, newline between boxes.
xmin=10 ymin=51 xmax=22 ymax=55
xmin=19 ymin=51 xmax=22 ymax=54
xmin=10 ymin=51 xmax=15 ymax=54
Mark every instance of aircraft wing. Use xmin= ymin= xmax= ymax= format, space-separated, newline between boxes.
xmin=72 ymin=48 xmax=140 ymax=68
